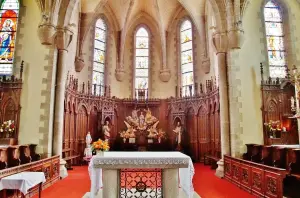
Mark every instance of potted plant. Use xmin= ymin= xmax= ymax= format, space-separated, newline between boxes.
xmin=264 ymin=120 xmax=282 ymax=138
xmin=91 ymin=139 xmax=110 ymax=156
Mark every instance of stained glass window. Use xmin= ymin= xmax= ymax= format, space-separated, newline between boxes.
xmin=135 ymin=27 xmax=149 ymax=91
xmin=0 ymin=0 xmax=19 ymax=75
xmin=264 ymin=1 xmax=286 ymax=78
xmin=93 ymin=18 xmax=106 ymax=95
xmin=180 ymin=20 xmax=194 ymax=96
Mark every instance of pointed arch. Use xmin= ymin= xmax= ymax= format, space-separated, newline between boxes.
xmin=0 ymin=0 xmax=19 ymax=75
xmin=92 ymin=18 xmax=107 ymax=96
xmin=263 ymin=0 xmax=286 ymax=78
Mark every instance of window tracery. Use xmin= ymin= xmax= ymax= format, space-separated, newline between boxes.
xmin=92 ymin=18 xmax=107 ymax=95
xmin=180 ymin=19 xmax=194 ymax=96
xmin=264 ymin=0 xmax=286 ymax=78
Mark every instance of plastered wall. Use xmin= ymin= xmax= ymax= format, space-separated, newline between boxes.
xmin=229 ymin=0 xmax=300 ymax=155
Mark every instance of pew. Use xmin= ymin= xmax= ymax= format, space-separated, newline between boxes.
xmin=19 ymin=145 xmax=32 ymax=164
xmin=0 ymin=148 xmax=7 ymax=170
xmin=261 ymin=146 xmax=273 ymax=166
xmin=7 ymin=146 xmax=20 ymax=168
xmin=273 ymin=146 xmax=286 ymax=169
xmin=250 ymin=144 xmax=262 ymax=163
xmin=242 ymin=144 xmax=256 ymax=161
xmin=29 ymin=144 xmax=41 ymax=161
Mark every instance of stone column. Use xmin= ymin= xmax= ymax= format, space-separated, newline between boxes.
xmin=163 ymin=169 xmax=179 ymax=198
xmin=212 ymin=32 xmax=230 ymax=178
xmin=53 ymin=27 xmax=73 ymax=178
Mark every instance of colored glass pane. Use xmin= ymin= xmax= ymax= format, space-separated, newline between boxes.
xmin=264 ymin=1 xmax=286 ymax=78
xmin=93 ymin=62 xmax=104 ymax=73
xmin=136 ymin=57 xmax=148 ymax=69
xmin=135 ymin=27 xmax=149 ymax=91
xmin=0 ymin=0 xmax=19 ymax=75
xmin=94 ymin=49 xmax=105 ymax=63
xmin=135 ymin=77 xmax=148 ymax=89
xmin=136 ymin=37 xmax=149 ymax=49
xmin=181 ymin=50 xmax=193 ymax=65
xmin=136 ymin=69 xmax=148 ymax=77
xmin=136 ymin=49 xmax=148 ymax=57
xmin=92 ymin=18 xmax=106 ymax=95
xmin=180 ymin=30 xmax=192 ymax=44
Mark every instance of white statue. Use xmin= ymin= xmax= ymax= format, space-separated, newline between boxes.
xmin=85 ymin=132 xmax=93 ymax=158
xmin=103 ymin=120 xmax=111 ymax=141
xmin=147 ymin=121 xmax=159 ymax=138
xmin=291 ymin=96 xmax=296 ymax=111
xmin=85 ymin=131 xmax=92 ymax=148
xmin=173 ymin=122 xmax=182 ymax=145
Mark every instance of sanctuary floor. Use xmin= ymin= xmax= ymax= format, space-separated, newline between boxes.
xmin=33 ymin=163 xmax=255 ymax=198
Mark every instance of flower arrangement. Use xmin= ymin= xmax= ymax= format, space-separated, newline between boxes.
xmin=91 ymin=139 xmax=110 ymax=152
xmin=264 ymin=120 xmax=282 ymax=138
xmin=0 ymin=120 xmax=15 ymax=136
xmin=264 ymin=120 xmax=282 ymax=131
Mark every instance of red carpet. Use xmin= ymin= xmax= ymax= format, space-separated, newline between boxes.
xmin=34 ymin=164 xmax=255 ymax=198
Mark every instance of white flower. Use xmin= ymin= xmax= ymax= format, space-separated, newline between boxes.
xmin=0 ymin=129 xmax=3 ymax=132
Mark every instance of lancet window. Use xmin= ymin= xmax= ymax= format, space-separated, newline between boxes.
xmin=180 ymin=19 xmax=194 ymax=96
xmin=135 ymin=27 xmax=149 ymax=97
xmin=0 ymin=0 xmax=19 ymax=75
xmin=264 ymin=0 xmax=286 ymax=78
xmin=92 ymin=18 xmax=107 ymax=95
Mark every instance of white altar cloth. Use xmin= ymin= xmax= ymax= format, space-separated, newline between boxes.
xmin=89 ymin=151 xmax=194 ymax=198
xmin=0 ymin=172 xmax=46 ymax=195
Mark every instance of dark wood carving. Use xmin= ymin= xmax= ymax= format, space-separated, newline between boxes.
xmin=0 ymin=61 xmax=23 ymax=143
xmin=224 ymin=155 xmax=285 ymax=198
xmin=63 ymin=76 xmax=220 ymax=163
xmin=260 ymin=64 xmax=299 ymax=145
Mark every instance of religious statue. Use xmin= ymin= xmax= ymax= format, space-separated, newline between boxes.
xmin=291 ymin=96 xmax=296 ymax=112
xmin=126 ymin=109 xmax=139 ymax=127
xmin=124 ymin=121 xmax=137 ymax=137
xmin=85 ymin=132 xmax=92 ymax=148
xmin=145 ymin=108 xmax=157 ymax=124
xmin=147 ymin=121 xmax=159 ymax=138
xmin=139 ymin=112 xmax=146 ymax=129
xmin=173 ymin=122 xmax=182 ymax=145
xmin=84 ymin=132 xmax=93 ymax=158
xmin=103 ymin=121 xmax=111 ymax=141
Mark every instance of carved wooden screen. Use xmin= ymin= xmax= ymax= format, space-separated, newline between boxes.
xmin=186 ymin=108 xmax=197 ymax=160
xmin=198 ymin=106 xmax=209 ymax=161
xmin=70 ymin=104 xmax=76 ymax=155
xmin=63 ymin=102 xmax=70 ymax=150
xmin=89 ymin=106 xmax=98 ymax=141
xmin=209 ymin=104 xmax=215 ymax=156
xmin=76 ymin=105 xmax=88 ymax=157
xmin=214 ymin=103 xmax=221 ymax=158
xmin=3 ymin=99 xmax=16 ymax=121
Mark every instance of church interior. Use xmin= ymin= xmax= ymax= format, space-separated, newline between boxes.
xmin=0 ymin=0 xmax=300 ymax=197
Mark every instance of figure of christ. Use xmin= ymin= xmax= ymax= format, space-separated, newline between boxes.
xmin=173 ymin=122 xmax=182 ymax=145
xmin=103 ymin=121 xmax=111 ymax=141
xmin=86 ymin=131 xmax=92 ymax=147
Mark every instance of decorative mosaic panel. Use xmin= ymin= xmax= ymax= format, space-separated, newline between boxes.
xmin=120 ymin=169 xmax=162 ymax=198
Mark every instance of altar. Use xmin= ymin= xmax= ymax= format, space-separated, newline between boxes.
xmin=88 ymin=151 xmax=195 ymax=198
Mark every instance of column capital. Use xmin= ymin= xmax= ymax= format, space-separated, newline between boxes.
xmin=55 ymin=26 xmax=74 ymax=51
xmin=227 ymin=28 xmax=244 ymax=49
xmin=38 ymin=21 xmax=56 ymax=45
xmin=212 ymin=32 xmax=228 ymax=54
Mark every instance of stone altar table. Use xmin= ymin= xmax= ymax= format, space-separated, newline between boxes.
xmin=88 ymin=151 xmax=194 ymax=198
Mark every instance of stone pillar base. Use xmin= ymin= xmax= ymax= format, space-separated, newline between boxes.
xmin=215 ymin=159 xmax=224 ymax=178
xmin=60 ymin=159 xmax=68 ymax=179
